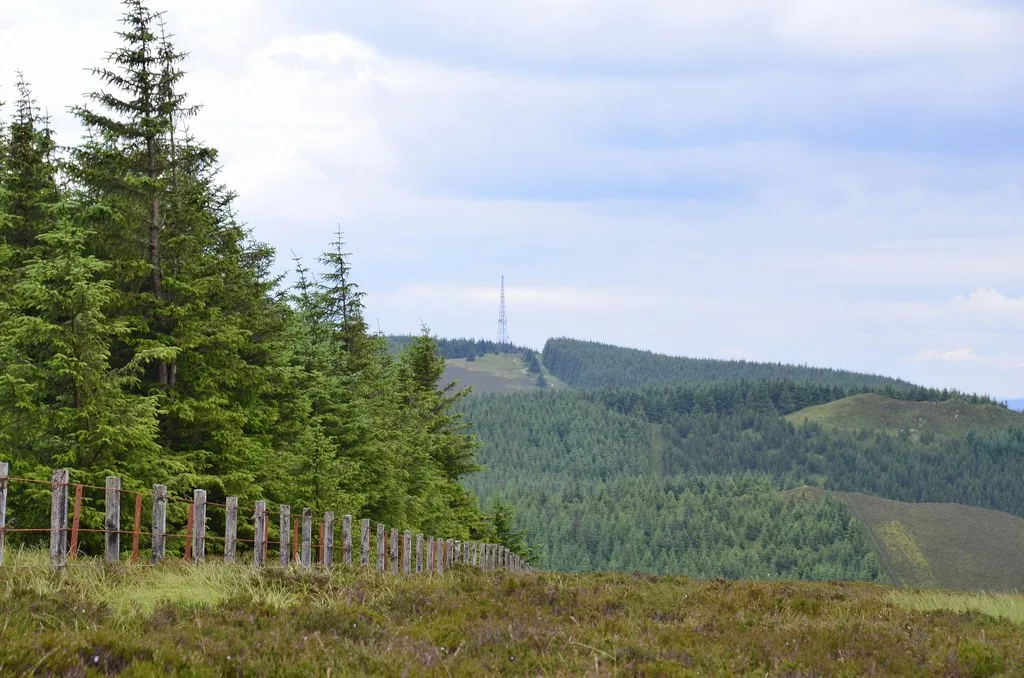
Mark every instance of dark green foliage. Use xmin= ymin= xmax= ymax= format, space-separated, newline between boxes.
xmin=0 ymin=1 xmax=490 ymax=550
xmin=543 ymin=338 xmax=927 ymax=391
xmin=388 ymin=335 xmax=526 ymax=360
xmin=461 ymin=382 xmax=1023 ymax=576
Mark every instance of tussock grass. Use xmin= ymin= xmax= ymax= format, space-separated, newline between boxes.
xmin=891 ymin=590 xmax=1024 ymax=625
xmin=3 ymin=549 xmax=1024 ymax=675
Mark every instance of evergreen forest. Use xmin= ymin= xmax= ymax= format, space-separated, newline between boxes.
xmin=0 ymin=1 xmax=509 ymax=552
xmin=461 ymin=352 xmax=1024 ymax=577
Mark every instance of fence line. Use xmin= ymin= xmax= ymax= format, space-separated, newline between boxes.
xmin=0 ymin=465 xmax=533 ymax=574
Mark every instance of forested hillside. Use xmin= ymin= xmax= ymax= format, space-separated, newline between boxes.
xmin=461 ymin=382 xmax=1024 ymax=580
xmin=0 ymin=1 xmax=505 ymax=550
xmin=542 ymin=338 xmax=921 ymax=390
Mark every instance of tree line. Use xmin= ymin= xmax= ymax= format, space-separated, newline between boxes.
xmin=543 ymin=338 xmax=933 ymax=391
xmin=0 ymin=0 xmax=526 ymax=555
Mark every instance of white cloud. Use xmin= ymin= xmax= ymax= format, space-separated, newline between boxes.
xmin=915 ymin=348 xmax=984 ymax=363
xmin=948 ymin=288 xmax=1024 ymax=316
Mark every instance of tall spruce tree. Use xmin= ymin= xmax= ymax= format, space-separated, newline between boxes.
xmin=69 ymin=0 xmax=285 ymax=498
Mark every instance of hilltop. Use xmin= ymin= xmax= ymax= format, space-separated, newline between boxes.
xmin=785 ymin=393 xmax=1024 ymax=440
xmin=442 ymin=354 xmax=566 ymax=394
xmin=542 ymin=337 xmax=916 ymax=390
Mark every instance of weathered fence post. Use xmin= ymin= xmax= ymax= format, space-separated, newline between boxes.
xmin=279 ymin=505 xmax=291 ymax=566
xmin=300 ymin=508 xmax=312 ymax=568
xmin=447 ymin=538 xmax=454 ymax=568
xmin=403 ymin=531 xmax=412 ymax=575
xmin=0 ymin=461 xmax=7 ymax=567
xmin=376 ymin=523 xmax=385 ymax=572
xmin=192 ymin=489 xmax=207 ymax=563
xmin=68 ymin=484 xmax=83 ymax=561
xmin=104 ymin=476 xmax=121 ymax=564
xmin=254 ymin=501 xmax=267 ymax=567
xmin=152 ymin=484 xmax=167 ymax=563
xmin=361 ymin=519 xmax=370 ymax=567
xmin=390 ymin=529 xmax=399 ymax=575
xmin=225 ymin=497 xmax=238 ymax=563
xmin=50 ymin=469 xmax=69 ymax=568
xmin=323 ymin=512 xmax=334 ymax=568
xmin=130 ymin=494 xmax=142 ymax=563
xmin=436 ymin=537 xmax=444 ymax=574
xmin=343 ymin=514 xmax=352 ymax=565
xmin=426 ymin=539 xmax=434 ymax=573
xmin=415 ymin=533 xmax=423 ymax=573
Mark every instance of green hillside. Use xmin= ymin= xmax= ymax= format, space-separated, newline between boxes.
xmin=822 ymin=489 xmax=1024 ymax=592
xmin=462 ymin=384 xmax=1024 ymax=585
xmin=542 ymin=337 xmax=917 ymax=390
xmin=786 ymin=393 xmax=1024 ymax=440
xmin=442 ymin=353 xmax=565 ymax=394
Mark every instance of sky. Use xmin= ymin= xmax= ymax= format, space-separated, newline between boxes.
xmin=3 ymin=0 xmax=1024 ymax=397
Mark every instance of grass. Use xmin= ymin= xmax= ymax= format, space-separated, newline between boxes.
xmin=785 ymin=393 xmax=1024 ymax=440
xmin=443 ymin=353 xmax=566 ymax=394
xmin=891 ymin=590 xmax=1024 ymax=626
xmin=3 ymin=549 xmax=1024 ymax=675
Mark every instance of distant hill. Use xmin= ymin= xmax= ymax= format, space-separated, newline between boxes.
xmin=794 ymin=488 xmax=1024 ymax=591
xmin=542 ymin=338 xmax=917 ymax=390
xmin=442 ymin=353 xmax=565 ymax=394
xmin=785 ymin=393 xmax=1023 ymax=441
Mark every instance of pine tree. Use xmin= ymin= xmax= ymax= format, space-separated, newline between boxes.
xmin=0 ymin=208 xmax=165 ymax=481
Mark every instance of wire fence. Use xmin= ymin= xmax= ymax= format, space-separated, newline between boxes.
xmin=0 ymin=462 xmax=532 ymax=574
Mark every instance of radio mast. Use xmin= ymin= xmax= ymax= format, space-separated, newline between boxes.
xmin=497 ymin=275 xmax=511 ymax=349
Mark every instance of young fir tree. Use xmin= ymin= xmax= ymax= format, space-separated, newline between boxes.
xmin=399 ymin=328 xmax=485 ymax=537
xmin=2 ymin=74 xmax=59 ymax=259
xmin=69 ymin=0 xmax=286 ymax=498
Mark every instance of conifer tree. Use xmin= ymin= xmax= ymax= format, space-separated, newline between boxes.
xmin=0 ymin=207 xmax=165 ymax=481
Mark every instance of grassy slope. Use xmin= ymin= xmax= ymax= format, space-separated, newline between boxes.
xmin=3 ymin=551 xmax=1024 ymax=676
xmin=835 ymin=491 xmax=1024 ymax=592
xmin=442 ymin=353 xmax=566 ymax=394
xmin=791 ymin=486 xmax=1024 ymax=592
xmin=785 ymin=393 xmax=1024 ymax=440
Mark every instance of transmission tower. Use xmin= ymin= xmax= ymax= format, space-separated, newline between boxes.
xmin=497 ymin=275 xmax=511 ymax=349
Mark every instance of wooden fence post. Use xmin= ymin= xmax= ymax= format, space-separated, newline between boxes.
xmin=390 ymin=529 xmax=399 ymax=575
xmin=300 ymin=508 xmax=312 ymax=568
xmin=254 ymin=501 xmax=267 ymax=567
xmin=426 ymin=539 xmax=434 ymax=573
xmin=436 ymin=537 xmax=444 ymax=574
xmin=447 ymin=538 xmax=454 ymax=569
xmin=225 ymin=497 xmax=238 ymax=563
xmin=376 ymin=524 xmax=385 ymax=573
xmin=342 ymin=514 xmax=352 ymax=565
xmin=0 ymin=461 xmax=7 ymax=567
xmin=193 ymin=489 xmax=207 ymax=564
xmin=279 ymin=505 xmax=290 ymax=566
xmin=323 ymin=512 xmax=334 ymax=568
xmin=69 ymin=484 xmax=83 ymax=561
xmin=50 ymin=469 xmax=69 ymax=568
xmin=415 ymin=533 xmax=423 ymax=573
xmin=403 ymin=531 xmax=412 ymax=575
xmin=360 ymin=519 xmax=370 ymax=567
xmin=104 ymin=476 xmax=121 ymax=564
xmin=152 ymin=484 xmax=167 ymax=563
xmin=130 ymin=494 xmax=142 ymax=563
